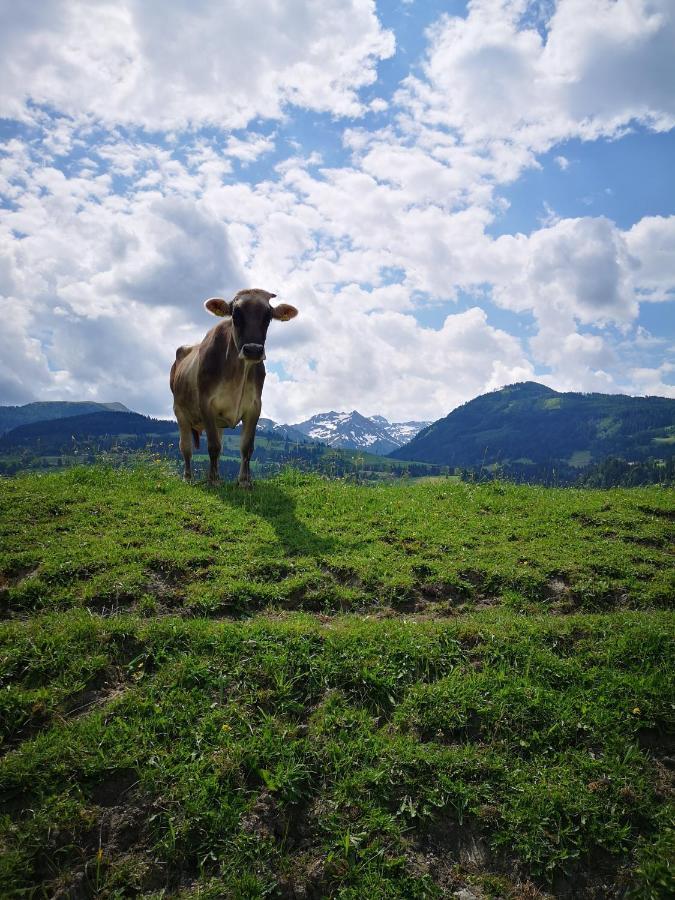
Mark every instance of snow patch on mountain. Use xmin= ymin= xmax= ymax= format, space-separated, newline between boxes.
xmin=288 ymin=410 xmax=430 ymax=455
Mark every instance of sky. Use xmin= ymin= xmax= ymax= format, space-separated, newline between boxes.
xmin=1 ymin=0 xmax=674 ymax=425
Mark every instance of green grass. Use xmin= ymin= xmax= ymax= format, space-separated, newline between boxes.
xmin=0 ymin=466 xmax=673 ymax=898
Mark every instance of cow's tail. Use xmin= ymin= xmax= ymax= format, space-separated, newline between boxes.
xmin=192 ymin=429 xmax=200 ymax=449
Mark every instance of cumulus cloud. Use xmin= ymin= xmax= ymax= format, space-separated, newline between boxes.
xmin=625 ymin=215 xmax=675 ymax=302
xmin=0 ymin=1 xmax=674 ymax=421
xmin=265 ymin=304 xmax=535 ymax=424
xmin=0 ymin=0 xmax=394 ymax=130
xmin=492 ymin=216 xmax=639 ymax=325
xmin=398 ymin=0 xmax=675 ymax=154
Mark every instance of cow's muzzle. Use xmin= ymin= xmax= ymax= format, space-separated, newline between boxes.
xmin=240 ymin=343 xmax=265 ymax=362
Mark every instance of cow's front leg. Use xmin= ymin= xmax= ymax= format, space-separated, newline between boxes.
xmin=204 ymin=419 xmax=222 ymax=485
xmin=238 ymin=411 xmax=259 ymax=488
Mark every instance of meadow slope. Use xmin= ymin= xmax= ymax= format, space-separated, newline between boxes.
xmin=0 ymin=467 xmax=673 ymax=898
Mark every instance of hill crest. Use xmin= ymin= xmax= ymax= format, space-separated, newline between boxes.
xmin=390 ymin=381 xmax=675 ymax=469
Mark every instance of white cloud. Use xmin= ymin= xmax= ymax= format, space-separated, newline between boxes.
xmin=3 ymin=126 xmax=672 ymax=420
xmin=397 ymin=0 xmax=675 ymax=161
xmin=625 ymin=215 xmax=675 ymax=302
xmin=265 ymin=304 xmax=535 ymax=424
xmin=0 ymin=2 xmax=674 ymax=423
xmin=629 ymin=363 xmax=675 ymax=398
xmin=225 ymin=133 xmax=276 ymax=164
xmin=492 ymin=216 xmax=639 ymax=326
xmin=0 ymin=0 xmax=394 ymax=130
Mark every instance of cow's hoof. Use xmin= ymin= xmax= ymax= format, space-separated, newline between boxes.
xmin=207 ymin=477 xmax=221 ymax=487
xmin=238 ymin=480 xmax=253 ymax=490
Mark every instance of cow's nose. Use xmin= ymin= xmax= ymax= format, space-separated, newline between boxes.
xmin=242 ymin=343 xmax=265 ymax=361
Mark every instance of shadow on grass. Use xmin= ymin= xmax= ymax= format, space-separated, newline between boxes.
xmin=211 ymin=480 xmax=338 ymax=558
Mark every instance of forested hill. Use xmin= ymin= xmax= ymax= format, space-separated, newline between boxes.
xmin=0 ymin=410 xmax=313 ymax=454
xmin=0 ymin=401 xmax=129 ymax=435
xmin=390 ymin=381 xmax=675 ymax=468
xmin=0 ymin=411 xmax=177 ymax=450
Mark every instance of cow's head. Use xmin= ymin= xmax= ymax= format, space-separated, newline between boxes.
xmin=204 ymin=289 xmax=298 ymax=363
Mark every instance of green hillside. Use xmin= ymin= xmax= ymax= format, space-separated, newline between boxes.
xmin=390 ymin=382 xmax=675 ymax=472
xmin=0 ymin=411 xmax=178 ymax=450
xmin=0 ymin=467 xmax=673 ymax=897
xmin=0 ymin=401 xmax=130 ymax=436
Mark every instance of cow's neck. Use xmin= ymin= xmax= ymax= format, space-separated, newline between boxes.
xmin=225 ymin=328 xmax=253 ymax=424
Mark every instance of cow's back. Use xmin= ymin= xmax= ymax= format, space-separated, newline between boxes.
xmin=170 ymin=344 xmax=200 ymax=413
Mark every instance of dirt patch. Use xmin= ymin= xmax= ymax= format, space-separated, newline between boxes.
xmin=144 ymin=570 xmax=186 ymax=608
xmin=89 ymin=768 xmax=139 ymax=808
xmin=408 ymin=815 xmax=628 ymax=899
xmin=318 ymin=562 xmax=363 ymax=589
xmin=49 ymin=778 xmax=160 ymax=898
xmin=625 ymin=534 xmax=668 ymax=548
xmin=380 ymin=533 xmax=428 ymax=554
xmin=419 ymin=581 xmax=469 ymax=606
xmin=653 ymin=758 xmax=675 ymax=802
xmin=0 ymin=563 xmax=40 ymax=586
xmin=402 ymin=818 xmax=495 ymax=896
xmin=86 ymin=586 xmax=139 ymax=615
xmin=183 ymin=520 xmax=213 ymax=535
xmin=570 ymin=512 xmax=599 ymax=527
xmin=0 ymin=564 xmax=40 ymax=614
xmin=547 ymin=577 xmax=570 ymax=599
xmin=544 ymin=577 xmax=577 ymax=614
xmin=638 ymin=728 xmax=675 ymax=755
xmin=276 ymin=854 xmax=330 ymax=899
xmin=64 ymin=675 xmax=127 ymax=720
xmin=637 ymin=505 xmax=675 ymax=521
xmin=550 ymin=847 xmax=628 ymax=899
xmin=0 ymin=669 xmax=127 ymax=758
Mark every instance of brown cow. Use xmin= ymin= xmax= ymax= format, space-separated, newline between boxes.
xmin=170 ymin=288 xmax=298 ymax=486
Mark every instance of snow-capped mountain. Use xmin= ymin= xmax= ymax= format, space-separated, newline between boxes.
xmin=257 ymin=419 xmax=310 ymax=443
xmin=370 ymin=416 xmax=430 ymax=446
xmin=289 ymin=410 xmax=431 ymax=455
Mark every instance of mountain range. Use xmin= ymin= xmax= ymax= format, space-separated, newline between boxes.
xmin=389 ymin=381 xmax=675 ymax=470
xmin=290 ymin=410 xmax=431 ymax=455
xmin=2 ymin=384 xmax=674 ymax=476
xmin=0 ymin=403 xmax=427 ymax=454
xmin=0 ymin=401 xmax=129 ymax=436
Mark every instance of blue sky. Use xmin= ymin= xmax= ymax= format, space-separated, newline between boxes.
xmin=0 ymin=0 xmax=674 ymax=423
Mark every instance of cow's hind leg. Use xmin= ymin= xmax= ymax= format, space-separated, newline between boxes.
xmin=238 ymin=411 xmax=259 ymax=489
xmin=177 ymin=418 xmax=194 ymax=481
xmin=205 ymin=420 xmax=222 ymax=485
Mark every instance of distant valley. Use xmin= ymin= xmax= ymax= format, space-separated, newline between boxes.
xmin=1 ymin=382 xmax=673 ymax=485
xmin=0 ymin=408 xmax=429 ymax=453
xmin=0 ymin=405 xmax=437 ymax=482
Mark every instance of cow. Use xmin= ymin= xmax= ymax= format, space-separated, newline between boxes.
xmin=170 ymin=288 xmax=298 ymax=487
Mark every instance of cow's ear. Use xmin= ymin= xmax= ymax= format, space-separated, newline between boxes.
xmin=271 ymin=303 xmax=298 ymax=322
xmin=204 ymin=298 xmax=233 ymax=317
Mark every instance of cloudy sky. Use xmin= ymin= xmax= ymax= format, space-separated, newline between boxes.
xmin=1 ymin=0 xmax=674 ymax=424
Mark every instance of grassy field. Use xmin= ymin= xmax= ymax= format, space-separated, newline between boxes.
xmin=0 ymin=466 xmax=673 ymax=898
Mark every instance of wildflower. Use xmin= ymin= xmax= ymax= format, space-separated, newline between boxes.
xmin=632 ymin=707 xmax=641 ymax=715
